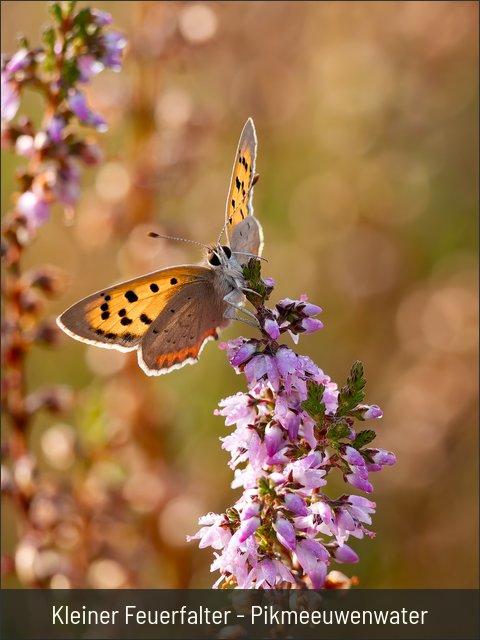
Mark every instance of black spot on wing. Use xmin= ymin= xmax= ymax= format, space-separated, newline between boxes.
xmin=140 ymin=314 xmax=152 ymax=325
xmin=120 ymin=317 xmax=132 ymax=326
xmin=101 ymin=311 xmax=110 ymax=320
xmin=150 ymin=283 xmax=159 ymax=292
xmin=125 ymin=290 xmax=138 ymax=303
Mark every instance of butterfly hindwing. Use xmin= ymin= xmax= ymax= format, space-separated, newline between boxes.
xmin=138 ymin=279 xmax=229 ymax=375
xmin=57 ymin=266 xmax=211 ymax=352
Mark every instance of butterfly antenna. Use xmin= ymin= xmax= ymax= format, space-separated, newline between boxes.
xmin=148 ymin=232 xmax=210 ymax=251
xmin=217 ymin=173 xmax=260 ymax=245
xmin=231 ymin=251 xmax=268 ymax=262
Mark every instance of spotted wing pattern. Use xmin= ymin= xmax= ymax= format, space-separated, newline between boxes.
xmin=57 ymin=266 xmax=211 ymax=352
xmin=225 ymin=118 xmax=258 ymax=244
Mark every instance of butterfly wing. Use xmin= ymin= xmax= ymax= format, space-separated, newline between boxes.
xmin=225 ymin=118 xmax=264 ymax=259
xmin=57 ymin=265 xmax=213 ymax=352
xmin=138 ymin=279 xmax=229 ymax=375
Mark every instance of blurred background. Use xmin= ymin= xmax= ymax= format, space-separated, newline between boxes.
xmin=1 ymin=1 xmax=478 ymax=588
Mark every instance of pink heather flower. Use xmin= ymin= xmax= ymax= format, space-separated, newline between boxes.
xmin=295 ymin=539 xmax=328 ymax=588
xmin=334 ymin=543 xmax=359 ymax=563
xmin=100 ymin=32 xmax=127 ymax=71
xmin=284 ymin=493 xmax=309 ymax=516
xmin=300 ymin=317 xmax=324 ymax=334
xmin=264 ymin=423 xmax=285 ymax=457
xmin=286 ymin=452 xmax=327 ymax=492
xmin=68 ymin=91 xmax=107 ymax=131
xmin=370 ymin=449 xmax=396 ymax=467
xmin=264 ymin=318 xmax=280 ymax=340
xmin=345 ymin=496 xmax=376 ymax=525
xmin=357 ymin=404 xmax=383 ymax=419
xmin=186 ymin=513 xmax=231 ymax=550
xmin=240 ymin=502 xmax=259 ymax=521
xmin=245 ymin=354 xmax=280 ymax=391
xmin=77 ymin=55 xmax=104 ymax=82
xmin=47 ymin=115 xmax=65 ymax=144
xmin=15 ymin=134 xmax=34 ymax=157
xmin=238 ymin=516 xmax=260 ymax=543
xmin=231 ymin=341 xmax=257 ymax=367
xmin=91 ymin=8 xmax=113 ymax=27
xmin=301 ymin=301 xmax=322 ymax=316
xmin=215 ymin=392 xmax=256 ymax=429
xmin=245 ymin=558 xmax=295 ymax=588
xmin=16 ymin=190 xmax=50 ymax=230
xmin=346 ymin=472 xmax=373 ymax=493
xmin=274 ymin=516 xmax=296 ymax=552
xmin=343 ymin=446 xmax=365 ymax=466
xmin=322 ymin=381 xmax=339 ymax=415
xmin=1 ymin=73 xmax=20 ymax=121
xmin=5 ymin=48 xmax=30 ymax=74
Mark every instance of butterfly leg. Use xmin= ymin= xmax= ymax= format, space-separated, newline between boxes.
xmin=223 ymin=290 xmax=260 ymax=326
xmin=242 ymin=287 xmax=263 ymax=298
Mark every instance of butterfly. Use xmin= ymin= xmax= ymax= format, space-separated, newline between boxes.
xmin=57 ymin=118 xmax=263 ymax=376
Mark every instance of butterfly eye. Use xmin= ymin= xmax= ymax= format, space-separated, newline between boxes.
xmin=208 ymin=251 xmax=221 ymax=266
xmin=222 ymin=246 xmax=232 ymax=259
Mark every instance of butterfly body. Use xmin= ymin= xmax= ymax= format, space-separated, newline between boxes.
xmin=57 ymin=118 xmax=262 ymax=375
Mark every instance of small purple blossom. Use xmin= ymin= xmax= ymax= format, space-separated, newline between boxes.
xmin=264 ymin=317 xmax=280 ymax=340
xmin=46 ymin=115 xmax=64 ymax=143
xmin=238 ymin=516 xmax=260 ymax=543
xmin=5 ymin=48 xmax=30 ymax=74
xmin=1 ymin=73 xmax=20 ymax=121
xmin=91 ymin=8 xmax=113 ymax=27
xmin=68 ymin=91 xmax=107 ymax=131
xmin=357 ymin=404 xmax=383 ymax=420
xmin=284 ymin=493 xmax=309 ymax=516
xmin=100 ymin=32 xmax=127 ymax=71
xmin=77 ymin=55 xmax=104 ymax=82
xmin=15 ymin=135 xmax=34 ymax=157
xmin=334 ymin=544 xmax=359 ymax=564
xmin=16 ymin=190 xmax=50 ymax=230
xmin=275 ymin=516 xmax=296 ymax=552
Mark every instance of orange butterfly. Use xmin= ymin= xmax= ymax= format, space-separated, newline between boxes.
xmin=57 ymin=118 xmax=263 ymax=375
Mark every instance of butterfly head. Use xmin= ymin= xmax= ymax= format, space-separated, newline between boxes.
xmin=207 ymin=244 xmax=232 ymax=267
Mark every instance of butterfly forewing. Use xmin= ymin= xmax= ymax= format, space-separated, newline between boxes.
xmin=58 ymin=266 xmax=211 ymax=352
xmin=225 ymin=118 xmax=258 ymax=238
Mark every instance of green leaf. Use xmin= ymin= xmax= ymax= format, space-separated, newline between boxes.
xmin=42 ymin=26 xmax=56 ymax=50
xmin=327 ymin=422 xmax=351 ymax=442
xmin=352 ymin=429 xmax=376 ymax=449
xmin=49 ymin=3 xmax=63 ymax=24
xmin=301 ymin=380 xmax=325 ymax=420
xmin=242 ymin=258 xmax=267 ymax=303
xmin=62 ymin=58 xmax=80 ymax=86
xmin=74 ymin=7 xmax=92 ymax=30
xmin=338 ymin=360 xmax=366 ymax=416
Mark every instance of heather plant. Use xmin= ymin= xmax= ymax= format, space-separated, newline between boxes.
xmin=188 ymin=260 xmax=396 ymax=588
xmin=1 ymin=1 xmax=127 ymax=587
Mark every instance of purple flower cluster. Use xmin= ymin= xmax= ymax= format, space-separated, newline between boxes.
xmin=189 ymin=281 xmax=395 ymax=589
xmin=1 ymin=3 xmax=126 ymax=234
